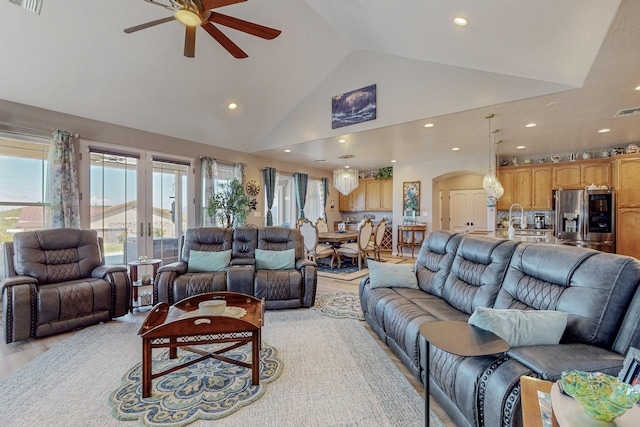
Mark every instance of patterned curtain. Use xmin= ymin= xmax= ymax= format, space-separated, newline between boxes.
xmin=233 ymin=162 xmax=245 ymax=185
xmin=201 ymin=157 xmax=218 ymax=226
xmin=293 ymin=172 xmax=308 ymax=219
xmin=263 ymin=167 xmax=276 ymax=226
xmin=47 ymin=130 xmax=81 ymax=229
xmin=321 ymin=177 xmax=329 ymax=222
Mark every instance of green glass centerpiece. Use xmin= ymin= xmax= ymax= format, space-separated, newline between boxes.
xmin=559 ymin=370 xmax=640 ymax=422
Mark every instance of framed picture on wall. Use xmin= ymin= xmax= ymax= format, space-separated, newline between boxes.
xmin=403 ymin=181 xmax=420 ymax=216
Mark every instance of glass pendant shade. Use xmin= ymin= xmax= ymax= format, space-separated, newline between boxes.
xmin=333 ymin=167 xmax=359 ymax=195
xmin=483 ymin=114 xmax=503 ymax=200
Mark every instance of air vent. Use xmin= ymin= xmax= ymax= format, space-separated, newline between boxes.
xmin=8 ymin=0 xmax=42 ymax=14
xmin=614 ymin=107 xmax=640 ymax=118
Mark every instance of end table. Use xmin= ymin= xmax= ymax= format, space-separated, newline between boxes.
xmin=128 ymin=259 xmax=162 ymax=312
xmin=419 ymin=320 xmax=509 ymax=426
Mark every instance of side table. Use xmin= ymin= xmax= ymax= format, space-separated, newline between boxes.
xmin=128 ymin=259 xmax=162 ymax=312
xmin=419 ymin=321 xmax=510 ymax=427
xmin=397 ymin=225 xmax=427 ymax=257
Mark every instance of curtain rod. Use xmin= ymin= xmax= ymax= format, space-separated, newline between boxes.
xmin=0 ymin=121 xmax=78 ymax=137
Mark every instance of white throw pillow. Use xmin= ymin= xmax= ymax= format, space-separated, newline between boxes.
xmin=468 ymin=307 xmax=568 ymax=347
xmin=368 ymin=260 xmax=419 ymax=289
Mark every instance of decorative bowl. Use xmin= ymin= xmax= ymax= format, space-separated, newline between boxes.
xmin=199 ymin=300 xmax=226 ymax=316
xmin=559 ymin=370 xmax=640 ymax=422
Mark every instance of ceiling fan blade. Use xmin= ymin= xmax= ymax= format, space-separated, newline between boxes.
xmin=184 ymin=25 xmax=196 ymax=58
xmin=144 ymin=0 xmax=174 ymax=11
xmin=202 ymin=23 xmax=248 ymax=58
xmin=202 ymin=0 xmax=246 ymax=10
xmin=124 ymin=16 xmax=176 ymax=34
xmin=209 ymin=12 xmax=281 ymax=39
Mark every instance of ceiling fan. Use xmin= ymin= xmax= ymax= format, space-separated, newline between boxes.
xmin=124 ymin=0 xmax=281 ymax=58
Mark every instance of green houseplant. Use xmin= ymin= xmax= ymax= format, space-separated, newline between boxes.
xmin=207 ymin=179 xmax=250 ymax=228
xmin=375 ymin=167 xmax=393 ymax=180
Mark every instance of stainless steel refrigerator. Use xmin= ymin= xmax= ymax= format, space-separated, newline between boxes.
xmin=554 ymin=189 xmax=615 ymax=253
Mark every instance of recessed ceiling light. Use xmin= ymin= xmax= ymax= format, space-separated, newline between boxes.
xmin=338 ymin=139 xmax=346 ymax=143
xmin=453 ymin=17 xmax=467 ymax=26
xmin=525 ymin=123 xmax=537 ymax=128
xmin=635 ymin=85 xmax=640 ymax=91
xmin=598 ymin=128 xmax=611 ymax=133
xmin=424 ymin=123 xmax=434 ymax=128
xmin=451 ymin=147 xmax=460 ymax=151
xmin=284 ymin=149 xmax=291 ymax=153
xmin=390 ymin=160 xmax=397 ymax=163
xmin=228 ymin=102 xmax=238 ymax=110
xmin=345 ymin=165 xmax=350 ymax=169
xmin=517 ymin=146 xmax=526 ymax=149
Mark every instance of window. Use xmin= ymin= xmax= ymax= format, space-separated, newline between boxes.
xmin=268 ymin=175 xmax=323 ymax=227
xmin=0 ymin=134 xmax=50 ymax=278
xmin=202 ymin=163 xmax=234 ymax=226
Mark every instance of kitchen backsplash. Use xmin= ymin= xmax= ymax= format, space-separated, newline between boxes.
xmin=497 ymin=210 xmax=554 ymax=229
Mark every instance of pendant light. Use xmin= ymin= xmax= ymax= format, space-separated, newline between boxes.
xmin=333 ymin=155 xmax=359 ymax=195
xmin=482 ymin=114 xmax=504 ymax=206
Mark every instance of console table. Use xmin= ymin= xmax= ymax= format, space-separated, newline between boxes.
xmin=419 ymin=321 xmax=509 ymax=427
xmin=397 ymin=224 xmax=427 ymax=257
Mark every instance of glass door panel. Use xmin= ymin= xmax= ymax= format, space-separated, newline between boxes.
xmin=88 ymin=152 xmax=138 ymax=264
xmin=151 ymin=160 xmax=189 ymax=264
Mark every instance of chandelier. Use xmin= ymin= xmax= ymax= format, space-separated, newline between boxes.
xmin=333 ymin=155 xmax=360 ymax=195
xmin=482 ymin=114 xmax=504 ymax=206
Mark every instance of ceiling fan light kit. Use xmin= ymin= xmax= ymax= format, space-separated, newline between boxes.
xmin=125 ymin=0 xmax=281 ymax=58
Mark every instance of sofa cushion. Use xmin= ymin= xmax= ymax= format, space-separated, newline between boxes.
xmin=255 ymin=248 xmax=295 ymax=270
xmin=368 ymin=260 xmax=418 ymax=289
xmin=495 ymin=243 xmax=640 ymax=349
xmin=468 ymin=307 xmax=567 ymax=347
xmin=415 ymin=231 xmax=462 ymax=297
xmin=187 ymin=250 xmax=231 ymax=272
xmin=441 ymin=237 xmax=518 ymax=315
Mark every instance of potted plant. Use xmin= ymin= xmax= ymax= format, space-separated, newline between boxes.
xmin=375 ymin=166 xmax=393 ymax=180
xmin=207 ymin=179 xmax=250 ymax=228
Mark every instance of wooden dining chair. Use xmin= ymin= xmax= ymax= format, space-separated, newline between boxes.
xmin=299 ymin=219 xmax=336 ymax=267
xmin=373 ymin=218 xmax=387 ymax=261
xmin=337 ymin=218 xmax=374 ymax=270
xmin=316 ymin=217 xmax=329 ymax=233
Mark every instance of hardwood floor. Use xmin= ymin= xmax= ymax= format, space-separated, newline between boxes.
xmin=0 ymin=254 xmax=455 ymax=425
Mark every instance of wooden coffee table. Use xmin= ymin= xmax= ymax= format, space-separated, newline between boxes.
xmin=138 ymin=292 xmax=265 ymax=397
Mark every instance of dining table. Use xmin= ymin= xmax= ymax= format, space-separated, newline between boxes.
xmin=318 ymin=231 xmax=359 ymax=244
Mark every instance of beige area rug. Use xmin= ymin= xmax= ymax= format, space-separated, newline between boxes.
xmin=317 ymin=256 xmax=413 ymax=281
xmin=0 ymin=310 xmax=445 ymax=427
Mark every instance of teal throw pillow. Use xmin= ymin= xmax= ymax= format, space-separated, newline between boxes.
xmin=255 ymin=248 xmax=296 ymax=270
xmin=187 ymin=250 xmax=231 ymax=273
xmin=368 ymin=260 xmax=419 ymax=289
xmin=468 ymin=307 xmax=568 ymax=347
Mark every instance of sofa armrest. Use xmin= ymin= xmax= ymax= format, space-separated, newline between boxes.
xmin=299 ymin=263 xmax=318 ymax=308
xmin=90 ymin=264 xmax=127 ymax=279
xmin=90 ymin=265 xmax=130 ymax=317
xmin=1 ymin=278 xmax=37 ymax=343
xmin=230 ymin=258 xmax=255 ymax=267
xmin=296 ymin=258 xmax=316 ymax=270
xmin=227 ymin=265 xmax=255 ymax=295
xmin=157 ymin=261 xmax=188 ymax=274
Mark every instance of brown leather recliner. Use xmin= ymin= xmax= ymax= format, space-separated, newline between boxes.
xmin=154 ymin=227 xmax=233 ymax=305
xmin=254 ymin=226 xmax=317 ymax=309
xmin=1 ymin=228 xmax=130 ymax=343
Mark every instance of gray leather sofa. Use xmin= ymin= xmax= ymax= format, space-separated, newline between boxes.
xmin=359 ymin=231 xmax=640 ymax=427
xmin=154 ymin=226 xmax=317 ymax=309
xmin=2 ymin=229 xmax=130 ymax=343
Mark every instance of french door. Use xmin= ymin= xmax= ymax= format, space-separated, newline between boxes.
xmin=80 ymin=142 xmax=194 ymax=265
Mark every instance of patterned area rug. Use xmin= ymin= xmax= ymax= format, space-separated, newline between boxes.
xmin=312 ymin=291 xmax=365 ymax=320
xmin=110 ymin=342 xmax=283 ymax=427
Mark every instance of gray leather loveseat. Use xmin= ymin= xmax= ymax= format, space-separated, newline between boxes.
xmin=2 ymin=228 xmax=130 ymax=343
xmin=360 ymin=231 xmax=640 ymax=427
xmin=154 ymin=226 xmax=317 ymax=309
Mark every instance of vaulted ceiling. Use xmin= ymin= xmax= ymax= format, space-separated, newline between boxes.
xmin=1 ymin=0 xmax=639 ymax=170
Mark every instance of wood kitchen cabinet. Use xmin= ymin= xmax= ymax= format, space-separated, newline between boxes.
xmin=340 ymin=178 xmax=392 ymax=212
xmin=552 ymin=159 xmax=611 ymax=189
xmin=614 ymin=154 xmax=640 ymax=259
xmin=497 ymin=165 xmax=551 ymax=210
xmin=339 ymin=183 xmax=366 ymax=212
xmin=365 ymin=179 xmax=393 ymax=211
